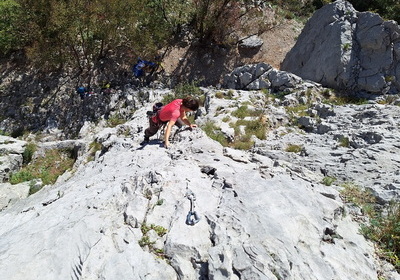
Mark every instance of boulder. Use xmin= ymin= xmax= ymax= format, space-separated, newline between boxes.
xmin=281 ymin=0 xmax=400 ymax=94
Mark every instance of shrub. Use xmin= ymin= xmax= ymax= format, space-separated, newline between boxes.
xmin=232 ymin=105 xmax=250 ymax=119
xmin=10 ymin=170 xmax=34 ymax=184
xmin=201 ymin=121 xmax=228 ymax=147
xmin=340 ymin=182 xmax=375 ymax=206
xmin=285 ymin=144 xmax=303 ymax=153
xmin=162 ymin=81 xmax=203 ymax=105
xmin=322 ymin=176 xmax=337 ymax=186
xmin=324 ymin=95 xmax=368 ymax=105
xmin=10 ymin=148 xmax=75 ymax=186
xmin=236 ymin=119 xmax=267 ymax=140
xmin=232 ymin=135 xmax=254 ymax=150
xmin=107 ymin=114 xmax=126 ymax=128
xmin=22 ymin=143 xmax=37 ymax=165
xmin=360 ymin=201 xmax=400 ymax=270
xmin=232 ymin=105 xmax=263 ymax=119
xmin=0 ymin=0 xmax=26 ymax=55
xmin=337 ymin=182 xmax=400 ymax=269
xmin=87 ymin=141 xmax=102 ymax=162
xmin=338 ymin=136 xmax=350 ymax=148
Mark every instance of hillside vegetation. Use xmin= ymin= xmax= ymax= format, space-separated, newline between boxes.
xmin=1 ymin=0 xmax=398 ymax=79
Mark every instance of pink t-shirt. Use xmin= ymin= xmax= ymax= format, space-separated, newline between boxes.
xmin=159 ymin=99 xmax=182 ymax=122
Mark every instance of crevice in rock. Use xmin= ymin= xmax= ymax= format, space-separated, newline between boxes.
xmin=232 ymin=265 xmax=242 ymax=279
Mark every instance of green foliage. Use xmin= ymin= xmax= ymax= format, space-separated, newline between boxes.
xmin=107 ymin=114 xmax=126 ymax=127
xmin=271 ymin=91 xmax=291 ymax=100
xmin=232 ymin=134 xmax=254 ymax=150
xmin=191 ymin=0 xmax=242 ymax=44
xmin=10 ymin=148 xmax=75 ymax=186
xmin=139 ymin=222 xmax=168 ymax=257
xmin=222 ymin=116 xmax=231 ymax=122
xmin=28 ymin=180 xmax=43 ymax=195
xmin=138 ymin=236 xmax=154 ymax=247
xmin=313 ymin=0 xmax=400 ymax=23
xmin=337 ymin=136 xmax=350 ymax=148
xmin=22 ymin=143 xmax=37 ymax=165
xmin=349 ymin=0 xmax=400 ymax=23
xmin=156 ymin=199 xmax=164 ymax=206
xmin=340 ymin=182 xmax=376 ymax=206
xmin=324 ymin=95 xmax=368 ymax=106
xmin=232 ymin=105 xmax=263 ymax=119
xmin=201 ymin=121 xmax=229 ymax=147
xmin=87 ymin=141 xmax=102 ymax=162
xmin=13 ymin=0 xmax=174 ymax=70
xmin=321 ymin=176 xmax=336 ymax=186
xmin=232 ymin=105 xmax=250 ymax=119
xmin=10 ymin=169 xmax=34 ymax=185
xmin=0 ymin=0 xmax=26 ymax=55
xmin=0 ymin=130 xmax=10 ymax=136
xmin=162 ymin=81 xmax=202 ymax=105
xmin=338 ymin=183 xmax=400 ymax=269
xmin=285 ymin=144 xmax=303 ymax=153
xmin=342 ymin=42 xmax=351 ymax=51
xmin=269 ymin=0 xmax=316 ymax=18
xmin=377 ymin=94 xmax=399 ymax=105
xmin=141 ymin=223 xmax=168 ymax=237
xmin=286 ymin=104 xmax=310 ymax=117
xmin=236 ymin=118 xmax=267 ymax=140
xmin=215 ymin=90 xmax=234 ymax=99
xmin=360 ymin=201 xmax=400 ymax=271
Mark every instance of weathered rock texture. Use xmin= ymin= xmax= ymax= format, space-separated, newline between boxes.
xmin=222 ymin=62 xmax=318 ymax=91
xmin=281 ymin=0 xmax=400 ymax=94
xmin=1 ymin=87 xmax=400 ymax=280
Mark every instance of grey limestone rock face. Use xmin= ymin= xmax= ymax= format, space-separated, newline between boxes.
xmin=0 ymin=136 xmax=26 ymax=183
xmin=281 ymin=0 xmax=400 ymax=94
xmin=223 ymin=62 xmax=307 ymax=91
xmin=0 ymin=88 xmax=399 ymax=280
xmin=238 ymin=35 xmax=264 ymax=49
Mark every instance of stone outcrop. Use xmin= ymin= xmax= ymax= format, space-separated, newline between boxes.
xmin=0 ymin=136 xmax=26 ymax=183
xmin=281 ymin=0 xmax=400 ymax=94
xmin=223 ymin=62 xmax=319 ymax=91
xmin=0 ymin=87 xmax=400 ymax=279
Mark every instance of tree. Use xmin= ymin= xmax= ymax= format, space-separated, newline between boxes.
xmin=0 ymin=0 xmax=26 ymax=55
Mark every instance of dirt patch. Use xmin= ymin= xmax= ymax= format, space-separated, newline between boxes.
xmin=162 ymin=19 xmax=303 ymax=86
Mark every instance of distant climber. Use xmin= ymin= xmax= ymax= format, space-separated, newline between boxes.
xmin=76 ymin=86 xmax=88 ymax=100
xmin=132 ymin=58 xmax=157 ymax=78
xmin=76 ymin=86 xmax=94 ymax=99
xmin=141 ymin=96 xmax=200 ymax=148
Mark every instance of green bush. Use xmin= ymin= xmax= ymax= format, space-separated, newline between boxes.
xmin=201 ymin=121 xmax=229 ymax=147
xmin=107 ymin=114 xmax=126 ymax=128
xmin=236 ymin=119 xmax=267 ymax=140
xmin=10 ymin=170 xmax=34 ymax=185
xmin=322 ymin=176 xmax=336 ymax=186
xmin=285 ymin=144 xmax=303 ymax=153
xmin=232 ymin=105 xmax=250 ymax=119
xmin=10 ymin=148 xmax=75 ymax=186
xmin=22 ymin=143 xmax=37 ymax=165
xmin=338 ymin=182 xmax=400 ymax=270
xmin=87 ymin=141 xmax=102 ymax=162
xmin=361 ymin=201 xmax=400 ymax=270
xmin=161 ymin=81 xmax=203 ymax=105
xmin=232 ymin=135 xmax=254 ymax=150
xmin=0 ymin=0 xmax=25 ymax=55
xmin=338 ymin=136 xmax=350 ymax=148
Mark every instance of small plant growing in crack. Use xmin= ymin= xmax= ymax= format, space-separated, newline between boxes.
xmin=139 ymin=223 xmax=169 ymax=260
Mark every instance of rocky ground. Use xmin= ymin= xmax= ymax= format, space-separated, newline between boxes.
xmin=1 ymin=82 xmax=400 ymax=279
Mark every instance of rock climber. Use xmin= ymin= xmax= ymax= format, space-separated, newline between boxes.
xmin=141 ymin=96 xmax=200 ymax=148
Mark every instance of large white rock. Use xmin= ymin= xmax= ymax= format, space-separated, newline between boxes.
xmin=282 ymin=0 xmax=400 ymax=94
